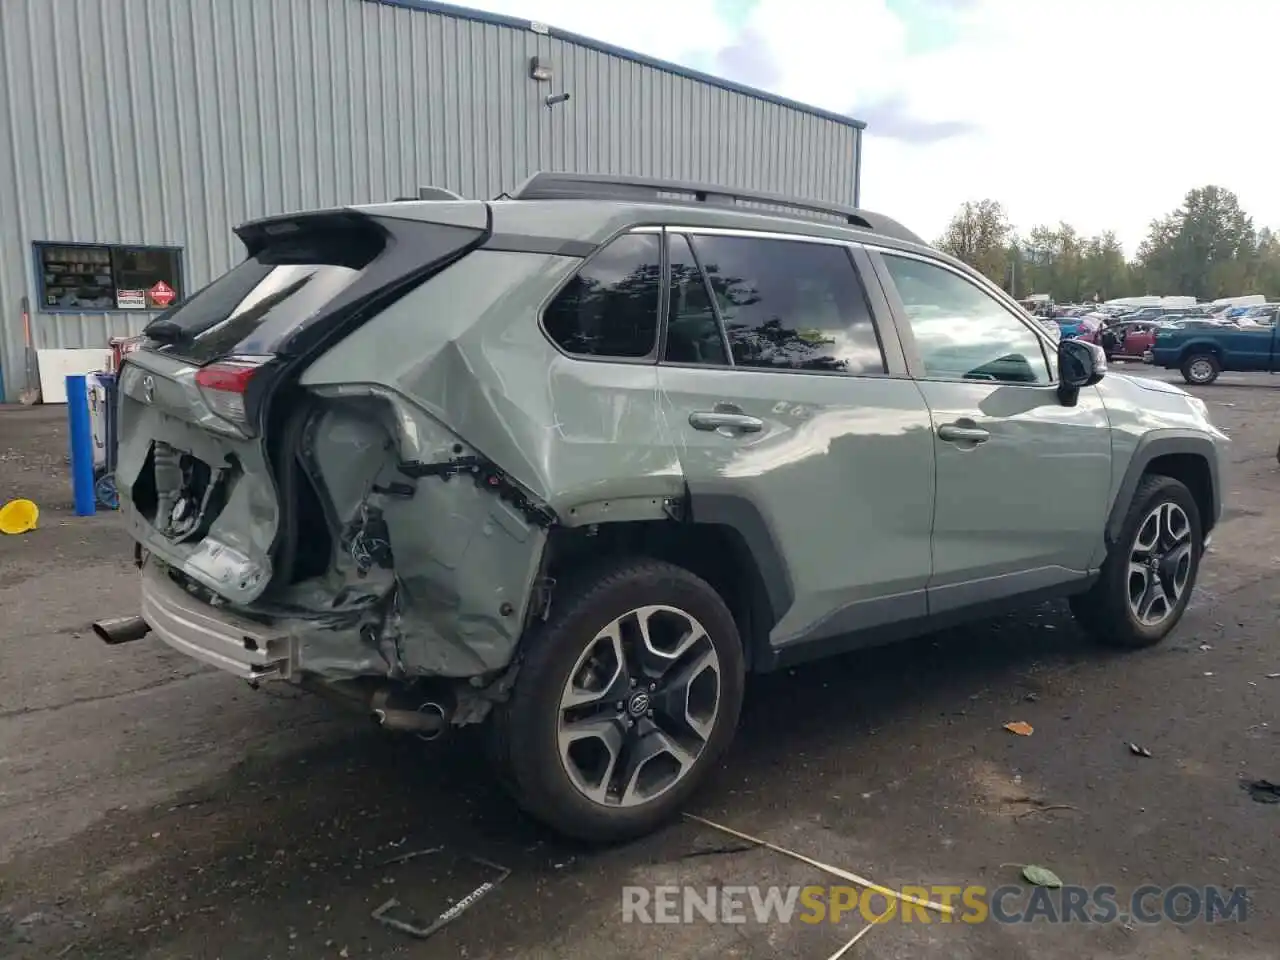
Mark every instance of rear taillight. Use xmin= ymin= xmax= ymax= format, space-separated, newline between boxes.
xmin=195 ymin=360 xmax=263 ymax=425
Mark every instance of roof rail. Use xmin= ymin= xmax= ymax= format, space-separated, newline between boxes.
xmin=508 ymin=171 xmax=924 ymax=245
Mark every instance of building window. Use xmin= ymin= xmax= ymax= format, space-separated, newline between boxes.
xmin=543 ymin=233 xmax=661 ymax=358
xmin=34 ymin=242 xmax=184 ymax=313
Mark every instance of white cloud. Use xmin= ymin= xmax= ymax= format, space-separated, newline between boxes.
xmin=465 ymin=0 xmax=1280 ymax=252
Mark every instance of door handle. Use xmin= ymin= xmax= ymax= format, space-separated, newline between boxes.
xmin=689 ymin=411 xmax=764 ymax=433
xmin=937 ymin=422 xmax=990 ymax=444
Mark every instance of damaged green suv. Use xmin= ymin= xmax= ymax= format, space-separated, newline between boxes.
xmin=110 ymin=173 xmax=1227 ymax=842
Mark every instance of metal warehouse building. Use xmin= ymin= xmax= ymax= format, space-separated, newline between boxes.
xmin=0 ymin=0 xmax=866 ymax=402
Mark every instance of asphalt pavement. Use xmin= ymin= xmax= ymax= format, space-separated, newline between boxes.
xmin=1 ymin=368 xmax=1278 ymax=959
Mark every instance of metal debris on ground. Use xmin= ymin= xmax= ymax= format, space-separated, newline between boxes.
xmin=372 ymin=856 xmax=511 ymax=940
xmin=1013 ymin=803 xmax=1078 ymax=823
xmin=378 ymin=846 xmax=443 ymax=867
xmin=1128 ymin=743 xmax=1153 ymax=758
xmin=1242 ymin=780 xmax=1280 ymax=804
xmin=1003 ymin=721 xmax=1034 ymax=736
xmin=680 ymin=841 xmax=760 ymax=860
xmin=683 ymin=814 xmax=953 ymax=916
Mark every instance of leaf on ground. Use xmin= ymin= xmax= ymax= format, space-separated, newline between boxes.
xmin=1003 ymin=721 xmax=1034 ymax=736
xmin=1128 ymin=743 xmax=1152 ymax=757
xmin=1022 ymin=864 xmax=1063 ymax=888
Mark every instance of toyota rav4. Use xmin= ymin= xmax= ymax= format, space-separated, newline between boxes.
xmin=105 ymin=172 xmax=1227 ymax=843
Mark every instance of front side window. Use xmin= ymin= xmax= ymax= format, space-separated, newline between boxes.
xmin=544 ymin=233 xmax=661 ymax=358
xmin=881 ymin=254 xmax=1052 ymax=385
xmin=690 ymin=235 xmax=886 ymax=375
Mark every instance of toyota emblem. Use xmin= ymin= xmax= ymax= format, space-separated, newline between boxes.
xmin=142 ymin=375 xmax=155 ymax=404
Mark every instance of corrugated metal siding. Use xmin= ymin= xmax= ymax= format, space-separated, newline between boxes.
xmin=0 ymin=0 xmax=860 ymax=401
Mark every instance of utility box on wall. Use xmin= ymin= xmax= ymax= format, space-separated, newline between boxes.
xmin=0 ymin=0 xmax=865 ymax=401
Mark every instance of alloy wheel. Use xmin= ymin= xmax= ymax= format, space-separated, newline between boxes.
xmin=557 ymin=604 xmax=721 ymax=808
xmin=1127 ymin=501 xmax=1194 ymax=627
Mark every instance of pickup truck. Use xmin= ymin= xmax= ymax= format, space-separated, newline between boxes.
xmin=1147 ymin=319 xmax=1277 ymax=384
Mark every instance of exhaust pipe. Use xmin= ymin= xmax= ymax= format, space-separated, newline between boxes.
xmin=93 ymin=615 xmax=151 ymax=645
xmin=370 ymin=687 xmax=450 ymax=741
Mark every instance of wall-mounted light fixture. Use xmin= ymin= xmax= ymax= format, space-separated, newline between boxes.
xmin=529 ymin=56 xmax=552 ymax=82
xmin=544 ymin=92 xmax=571 ymax=108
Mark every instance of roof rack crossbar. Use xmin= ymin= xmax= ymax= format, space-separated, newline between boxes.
xmin=508 ymin=172 xmax=923 ymax=245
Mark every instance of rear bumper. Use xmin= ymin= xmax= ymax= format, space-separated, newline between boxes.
xmin=141 ymin=561 xmax=295 ymax=681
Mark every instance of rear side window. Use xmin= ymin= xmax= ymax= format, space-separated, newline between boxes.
xmin=689 ymin=235 xmax=886 ymax=375
xmin=544 ymin=233 xmax=661 ymax=358
xmin=664 ymin=234 xmax=727 ymax=366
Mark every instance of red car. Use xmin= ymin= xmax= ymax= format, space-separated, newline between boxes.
xmin=1099 ymin=321 xmax=1158 ymax=361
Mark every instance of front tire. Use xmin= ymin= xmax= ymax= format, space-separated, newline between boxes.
xmin=1070 ymin=475 xmax=1202 ymax=648
xmin=1181 ymin=353 xmax=1220 ymax=385
xmin=491 ymin=558 xmax=745 ymax=843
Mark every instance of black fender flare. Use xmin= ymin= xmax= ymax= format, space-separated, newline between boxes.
xmin=1105 ymin=431 xmax=1221 ymax=548
xmin=685 ymin=492 xmax=793 ymax=664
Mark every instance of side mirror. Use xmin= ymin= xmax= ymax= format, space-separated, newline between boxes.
xmin=1057 ymin=338 xmax=1106 ymax=406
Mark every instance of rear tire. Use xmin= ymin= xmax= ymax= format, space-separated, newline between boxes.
xmin=1070 ymin=475 xmax=1202 ymax=648
xmin=490 ymin=558 xmax=745 ymax=843
xmin=1180 ymin=353 xmax=1220 ymax=385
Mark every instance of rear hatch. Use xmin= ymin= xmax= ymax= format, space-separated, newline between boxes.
xmin=116 ymin=203 xmax=489 ymax=606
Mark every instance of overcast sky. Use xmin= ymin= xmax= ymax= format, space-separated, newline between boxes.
xmin=466 ymin=0 xmax=1275 ymax=253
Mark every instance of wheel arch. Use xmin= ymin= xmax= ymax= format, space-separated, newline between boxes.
xmin=1177 ymin=340 xmax=1223 ymax=363
xmin=1106 ymin=432 xmax=1220 ymax=549
xmin=535 ymin=494 xmax=792 ymax=673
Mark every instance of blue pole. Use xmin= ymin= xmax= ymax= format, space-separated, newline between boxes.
xmin=66 ymin=374 xmax=96 ymax=517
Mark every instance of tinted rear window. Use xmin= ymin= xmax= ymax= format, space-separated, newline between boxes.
xmin=153 ymin=260 xmax=366 ymax=364
xmin=147 ymin=216 xmax=482 ymax=364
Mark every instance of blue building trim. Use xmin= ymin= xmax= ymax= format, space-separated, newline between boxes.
xmin=361 ymin=0 xmax=868 ymax=131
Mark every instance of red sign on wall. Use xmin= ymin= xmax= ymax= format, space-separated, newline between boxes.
xmin=148 ymin=281 xmax=176 ymax=308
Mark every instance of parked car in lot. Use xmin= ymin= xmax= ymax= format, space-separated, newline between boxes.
xmin=1239 ymin=303 xmax=1279 ymax=325
xmin=1100 ymin=321 xmax=1159 ymax=360
xmin=1148 ymin=317 xmax=1280 ymax=383
xmin=104 ymin=172 xmax=1227 ymax=843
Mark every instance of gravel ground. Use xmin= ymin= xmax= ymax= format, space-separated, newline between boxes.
xmin=1 ymin=369 xmax=1278 ymax=960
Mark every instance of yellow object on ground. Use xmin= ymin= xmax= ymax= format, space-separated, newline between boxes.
xmin=0 ymin=498 xmax=40 ymax=535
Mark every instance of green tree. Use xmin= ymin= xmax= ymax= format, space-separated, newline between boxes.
xmin=1137 ymin=186 xmax=1257 ymax=298
xmin=936 ymin=186 xmax=1278 ymax=304
xmin=1080 ymin=231 xmax=1131 ymax=301
xmin=937 ymin=200 xmax=1011 ymax=284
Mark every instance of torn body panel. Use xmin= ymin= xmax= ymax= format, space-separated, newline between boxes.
xmin=117 ymin=354 xmax=281 ymax=606
xmin=297 ymin=249 xmax=689 ymax=520
xmin=291 ymin=389 xmax=550 ymax=678
xmin=124 ymin=229 xmax=692 ymax=692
